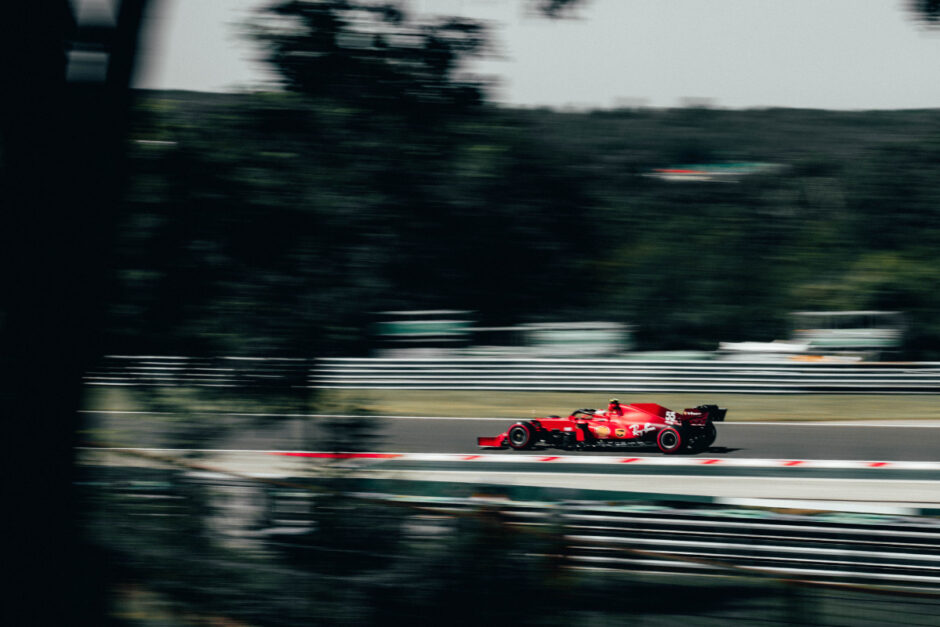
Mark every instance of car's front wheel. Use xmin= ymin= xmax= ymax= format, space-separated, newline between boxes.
xmin=656 ymin=427 xmax=683 ymax=454
xmin=507 ymin=423 xmax=536 ymax=450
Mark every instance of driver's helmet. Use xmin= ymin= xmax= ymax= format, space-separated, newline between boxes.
xmin=609 ymin=398 xmax=620 ymax=404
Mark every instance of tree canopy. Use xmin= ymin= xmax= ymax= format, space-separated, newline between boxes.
xmin=100 ymin=1 xmax=940 ymax=359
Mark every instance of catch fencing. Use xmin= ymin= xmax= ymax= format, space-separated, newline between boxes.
xmin=84 ymin=355 xmax=940 ymax=393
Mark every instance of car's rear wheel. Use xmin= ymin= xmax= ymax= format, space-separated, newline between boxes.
xmin=507 ymin=423 xmax=536 ymax=450
xmin=656 ymin=427 xmax=683 ymax=454
xmin=687 ymin=423 xmax=717 ymax=453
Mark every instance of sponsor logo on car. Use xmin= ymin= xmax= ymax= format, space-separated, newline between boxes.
xmin=631 ymin=423 xmax=655 ymax=437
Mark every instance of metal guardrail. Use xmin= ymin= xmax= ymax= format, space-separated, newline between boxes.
xmin=315 ymin=357 xmax=940 ymax=393
xmin=85 ymin=355 xmax=313 ymax=389
xmin=84 ymin=356 xmax=940 ymax=393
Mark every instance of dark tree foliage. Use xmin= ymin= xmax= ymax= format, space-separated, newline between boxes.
xmin=100 ymin=1 xmax=940 ymax=360
xmin=255 ymin=1 xmax=489 ymax=111
xmin=115 ymin=95 xmax=940 ymax=358
xmin=530 ymin=0 xmax=585 ymax=18
xmin=113 ymin=91 xmax=599 ymax=356
xmin=909 ymin=0 xmax=940 ymax=25
xmin=101 ymin=2 xmax=605 ymax=358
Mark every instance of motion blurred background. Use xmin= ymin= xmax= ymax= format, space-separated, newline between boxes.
xmin=2 ymin=1 xmax=940 ymax=625
xmin=120 ymin=0 xmax=940 ymax=359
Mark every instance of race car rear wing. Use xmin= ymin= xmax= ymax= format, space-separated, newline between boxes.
xmin=697 ymin=404 xmax=727 ymax=422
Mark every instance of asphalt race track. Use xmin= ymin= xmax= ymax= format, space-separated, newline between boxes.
xmin=81 ymin=412 xmax=940 ymax=505
xmin=346 ymin=418 xmax=940 ymax=460
xmin=86 ymin=411 xmax=940 ymax=461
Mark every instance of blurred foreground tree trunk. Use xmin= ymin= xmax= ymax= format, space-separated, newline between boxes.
xmin=0 ymin=1 xmax=146 ymax=624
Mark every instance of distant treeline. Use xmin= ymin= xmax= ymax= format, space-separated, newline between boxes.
xmin=111 ymin=89 xmax=940 ymax=358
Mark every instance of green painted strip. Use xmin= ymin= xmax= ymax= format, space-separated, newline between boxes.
xmin=349 ymin=477 xmax=716 ymax=504
xmin=345 ymin=479 xmax=940 ymax=519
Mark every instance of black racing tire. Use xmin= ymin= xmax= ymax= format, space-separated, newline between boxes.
xmin=656 ymin=427 xmax=683 ymax=454
xmin=702 ymin=423 xmax=717 ymax=447
xmin=560 ymin=431 xmax=579 ymax=451
xmin=687 ymin=423 xmax=717 ymax=454
xmin=507 ymin=423 xmax=536 ymax=450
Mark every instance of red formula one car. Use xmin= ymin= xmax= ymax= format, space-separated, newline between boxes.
xmin=478 ymin=401 xmax=726 ymax=454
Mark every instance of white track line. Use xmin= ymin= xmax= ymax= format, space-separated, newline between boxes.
xmin=726 ymin=421 xmax=940 ymax=427
xmin=78 ymin=447 xmax=940 ymax=470
xmin=713 ymin=497 xmax=937 ymax=514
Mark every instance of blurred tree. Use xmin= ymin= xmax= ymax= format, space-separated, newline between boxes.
xmin=107 ymin=2 xmax=600 ymax=357
xmin=531 ymin=0 xmax=585 ymax=18
xmin=112 ymin=97 xmax=940 ymax=357
xmin=254 ymin=1 xmax=489 ymax=111
xmin=102 ymin=1 xmax=940 ymax=361
xmin=909 ymin=0 xmax=940 ymax=25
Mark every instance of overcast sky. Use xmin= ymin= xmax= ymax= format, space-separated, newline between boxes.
xmin=135 ymin=0 xmax=940 ymax=110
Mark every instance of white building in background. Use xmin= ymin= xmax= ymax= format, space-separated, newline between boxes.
xmin=375 ymin=312 xmax=631 ymax=358
xmin=718 ymin=311 xmax=904 ymax=362
xmin=521 ymin=322 xmax=631 ymax=357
